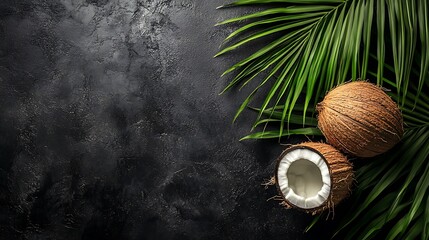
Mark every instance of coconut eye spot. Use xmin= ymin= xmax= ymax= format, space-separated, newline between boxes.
xmin=286 ymin=159 xmax=323 ymax=198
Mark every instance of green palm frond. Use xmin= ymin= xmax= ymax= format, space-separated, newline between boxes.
xmin=240 ymin=127 xmax=322 ymax=140
xmin=216 ymin=0 xmax=429 ymax=239
xmin=216 ymin=0 xmax=372 ymax=138
xmin=325 ymin=72 xmax=429 ymax=239
xmin=303 ymin=62 xmax=429 ymax=238
xmin=301 ymin=61 xmax=428 ymax=239
xmin=216 ymin=0 xmax=428 ymax=140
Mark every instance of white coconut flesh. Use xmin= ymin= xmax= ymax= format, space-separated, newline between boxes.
xmin=277 ymin=148 xmax=331 ymax=209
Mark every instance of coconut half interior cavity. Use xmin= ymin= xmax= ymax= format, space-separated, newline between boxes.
xmin=277 ymin=148 xmax=331 ymax=209
xmin=275 ymin=142 xmax=353 ymax=214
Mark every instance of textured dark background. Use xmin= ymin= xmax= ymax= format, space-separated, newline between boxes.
xmin=0 ymin=0 xmax=334 ymax=239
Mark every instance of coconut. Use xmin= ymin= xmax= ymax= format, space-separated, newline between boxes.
xmin=317 ymin=81 xmax=404 ymax=158
xmin=275 ymin=142 xmax=353 ymax=215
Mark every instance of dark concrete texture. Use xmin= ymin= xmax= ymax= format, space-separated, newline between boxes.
xmin=0 ymin=0 xmax=332 ymax=239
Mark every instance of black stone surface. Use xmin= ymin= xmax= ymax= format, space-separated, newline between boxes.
xmin=0 ymin=1 xmax=333 ymax=239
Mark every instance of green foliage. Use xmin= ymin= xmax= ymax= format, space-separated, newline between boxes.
xmin=216 ymin=0 xmax=428 ymax=140
xmin=216 ymin=0 xmax=429 ymax=238
xmin=323 ymin=73 xmax=429 ymax=239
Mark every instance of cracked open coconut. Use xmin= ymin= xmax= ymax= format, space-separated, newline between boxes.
xmin=317 ymin=81 xmax=404 ymax=158
xmin=275 ymin=142 xmax=353 ymax=215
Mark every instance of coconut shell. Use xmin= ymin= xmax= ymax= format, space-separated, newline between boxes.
xmin=317 ymin=81 xmax=404 ymax=158
xmin=275 ymin=142 xmax=354 ymax=215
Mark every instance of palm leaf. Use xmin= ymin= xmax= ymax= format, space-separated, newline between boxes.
xmin=216 ymin=0 xmax=428 ymax=137
xmin=240 ymin=127 xmax=322 ymax=140
xmin=333 ymin=127 xmax=429 ymax=239
xmin=316 ymin=65 xmax=429 ymax=239
xmin=216 ymin=0 xmax=372 ymax=139
xmin=217 ymin=0 xmax=429 ymax=238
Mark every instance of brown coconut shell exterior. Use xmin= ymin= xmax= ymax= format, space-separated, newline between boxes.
xmin=275 ymin=142 xmax=354 ymax=215
xmin=317 ymin=81 xmax=404 ymax=158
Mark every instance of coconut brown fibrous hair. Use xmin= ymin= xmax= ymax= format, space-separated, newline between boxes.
xmin=275 ymin=142 xmax=354 ymax=215
xmin=316 ymin=81 xmax=404 ymax=158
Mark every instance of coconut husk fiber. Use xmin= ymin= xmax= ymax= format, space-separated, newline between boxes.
xmin=317 ymin=81 xmax=404 ymax=158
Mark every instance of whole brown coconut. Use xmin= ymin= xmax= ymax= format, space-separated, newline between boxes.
xmin=317 ymin=81 xmax=404 ymax=158
xmin=275 ymin=142 xmax=354 ymax=215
